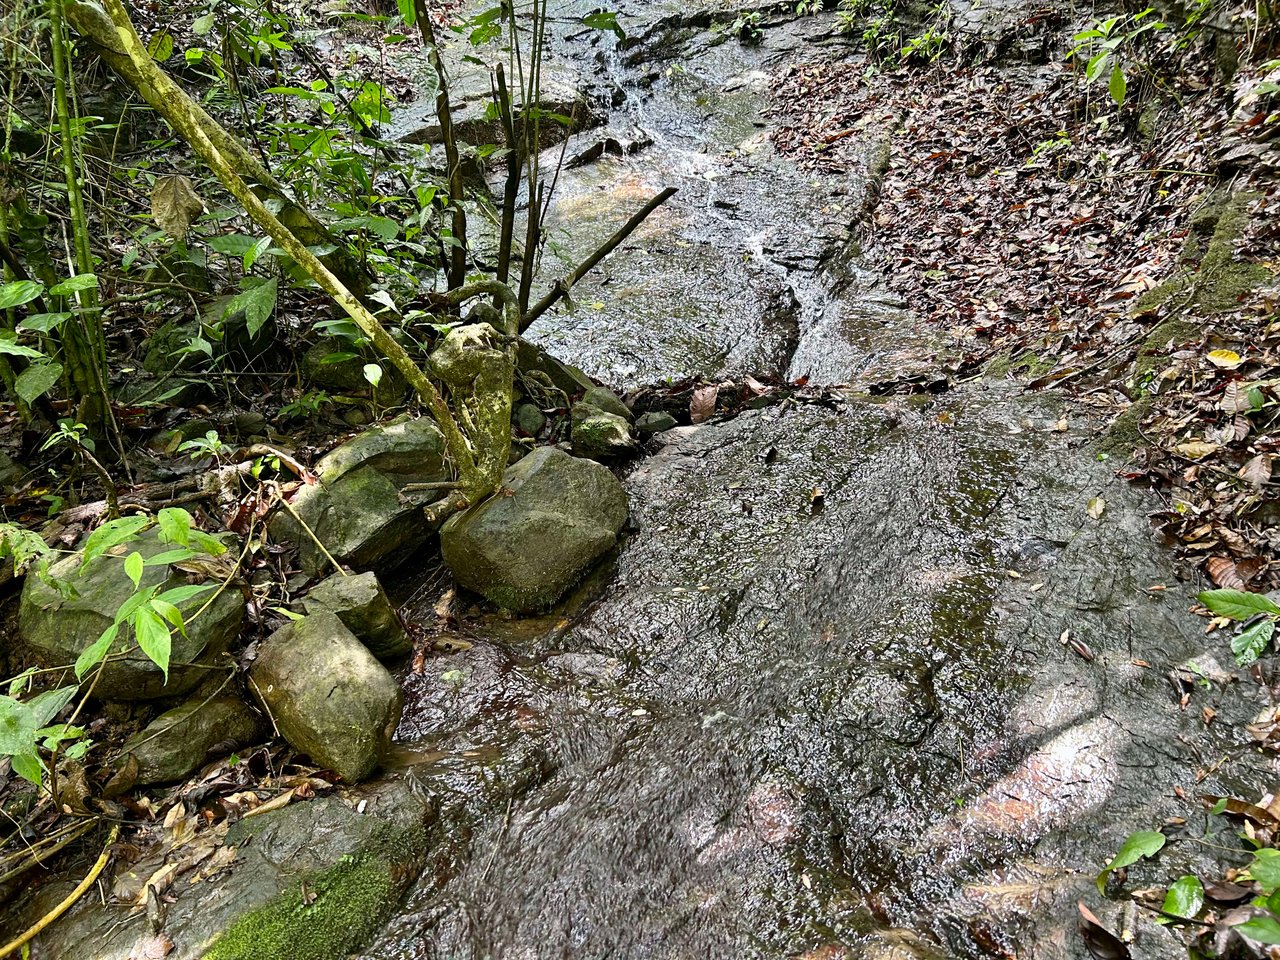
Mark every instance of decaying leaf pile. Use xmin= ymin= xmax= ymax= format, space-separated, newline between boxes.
xmin=770 ymin=31 xmax=1280 ymax=593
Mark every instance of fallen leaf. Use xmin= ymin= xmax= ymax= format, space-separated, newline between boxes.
xmin=690 ymin=385 xmax=719 ymax=424
xmin=1239 ymin=454 xmax=1272 ymax=487
xmin=1077 ymin=902 xmax=1130 ymax=959
xmin=1208 ymin=557 xmax=1246 ymax=591
xmin=1087 ymin=497 xmax=1106 ymax=519
xmin=1207 ymin=349 xmax=1245 ymax=369
xmin=1173 ymin=441 xmax=1220 ymax=460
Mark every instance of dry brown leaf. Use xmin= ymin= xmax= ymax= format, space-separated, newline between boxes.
xmin=1208 ymin=557 xmax=1246 ymax=591
xmin=1239 ymin=454 xmax=1272 ymax=487
xmin=1173 ymin=441 xmax=1220 ymax=460
xmin=690 ymin=385 xmax=719 ymax=424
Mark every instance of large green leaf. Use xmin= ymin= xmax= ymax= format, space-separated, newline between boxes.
xmin=0 ymin=696 xmax=37 ymax=756
xmin=0 ymin=280 xmax=44 ymax=309
xmin=0 ymin=335 xmax=44 ymax=360
xmin=133 ymin=605 xmax=172 ymax=680
xmin=1233 ymin=619 xmax=1276 ymax=666
xmin=1199 ymin=589 xmax=1280 ymax=621
xmin=25 ymin=686 xmax=78 ymax=728
xmin=49 ymin=273 xmax=98 ymax=296
xmin=1097 ymin=830 xmax=1165 ymax=893
xmin=1160 ymin=875 xmax=1204 ymax=921
xmin=223 ymin=277 xmax=278 ymax=339
xmin=82 ymin=515 xmax=151 ymax=566
xmin=156 ymin=507 xmax=191 ymax=547
xmin=76 ymin=622 xmax=118 ymax=679
xmin=1245 ymin=849 xmax=1280 ymax=894
xmin=1237 ymin=915 xmax=1280 ymax=944
xmin=15 ymin=361 xmax=62 ymax=405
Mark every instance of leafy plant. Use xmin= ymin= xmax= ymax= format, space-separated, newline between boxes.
xmin=1068 ymin=8 xmax=1169 ymax=110
xmin=732 ymin=11 xmax=764 ymax=45
xmin=1198 ymin=588 xmax=1280 ymax=666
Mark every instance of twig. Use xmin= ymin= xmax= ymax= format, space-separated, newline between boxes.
xmin=278 ymin=495 xmax=347 ymax=577
xmin=0 ymin=822 xmax=119 ymax=959
xmin=521 ymin=187 xmax=678 ymax=330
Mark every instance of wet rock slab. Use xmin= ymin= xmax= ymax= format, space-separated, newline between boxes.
xmin=359 ymin=387 xmax=1269 ymax=959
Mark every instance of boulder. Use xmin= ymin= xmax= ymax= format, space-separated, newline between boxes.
xmin=301 ymin=337 xmax=407 ymax=398
xmin=119 ymin=695 xmax=264 ymax=785
xmin=516 ymin=339 xmax=594 ymax=397
xmin=249 ymin=612 xmax=402 ymax=782
xmin=581 ymin=386 xmax=634 ymax=422
xmin=571 ymin=403 xmax=636 ymax=460
xmin=635 ymin=411 xmax=678 ymax=436
xmin=441 ymin=447 xmax=628 ymax=611
xmin=514 ymin=402 xmax=548 ymax=437
xmin=18 ymin=527 xmax=244 ymax=700
xmin=302 ymin=571 xmax=411 ymax=661
xmin=268 ymin=417 xmax=449 ymax=576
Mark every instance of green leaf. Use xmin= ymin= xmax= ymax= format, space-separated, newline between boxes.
xmin=0 ymin=280 xmax=44 ymax=309
xmin=209 ymin=234 xmax=258 ymax=256
xmin=1097 ymin=830 xmax=1165 ymax=893
xmin=188 ymin=530 xmax=227 ymax=556
xmin=76 ymin=623 xmax=118 ymax=679
xmin=49 ymin=273 xmax=98 ymax=296
xmin=133 ymin=606 xmax=172 ymax=681
xmin=581 ymin=10 xmax=625 ymax=39
xmin=10 ymin=751 xmax=43 ymax=785
xmin=0 ymin=696 xmax=37 ymax=756
xmin=223 ymin=277 xmax=278 ymax=339
xmin=1160 ymin=875 xmax=1204 ymax=921
xmin=193 ymin=12 xmax=215 ymax=34
xmin=244 ymin=237 xmax=272 ymax=272
xmin=156 ymin=583 xmax=216 ymax=607
xmin=1237 ymin=915 xmax=1280 ymax=944
xmin=82 ymin=515 xmax=151 ymax=566
xmin=1199 ymin=589 xmax=1280 ymax=621
xmin=147 ymin=30 xmax=175 ymax=62
xmin=156 ymin=507 xmax=191 ymax=547
xmin=15 ymin=361 xmax=62 ymax=405
xmin=143 ymin=548 xmax=197 ymax=568
xmin=124 ymin=550 xmax=144 ymax=589
xmin=26 ymin=686 xmax=77 ymax=728
xmin=18 ymin=312 xmax=72 ymax=334
xmin=151 ymin=598 xmax=185 ymax=635
xmin=0 ymin=335 xmax=44 ymax=360
xmin=363 ymin=363 xmax=382 ymax=387
xmin=1244 ymin=849 xmax=1280 ymax=894
xmin=1233 ymin=619 xmax=1276 ymax=666
xmin=1108 ymin=62 xmax=1127 ymax=108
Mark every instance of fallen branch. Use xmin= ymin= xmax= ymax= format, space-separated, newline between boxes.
xmin=0 ymin=822 xmax=119 ymax=960
xmin=521 ymin=187 xmax=678 ymax=331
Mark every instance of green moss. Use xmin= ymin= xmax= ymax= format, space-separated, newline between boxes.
xmin=983 ymin=349 xmax=1056 ymax=379
xmin=203 ymin=853 xmax=398 ymax=960
xmin=1099 ymin=397 xmax=1154 ymax=456
xmin=1195 ymin=191 xmax=1271 ymax=313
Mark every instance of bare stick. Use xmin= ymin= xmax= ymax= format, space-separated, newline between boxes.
xmin=521 ymin=187 xmax=678 ymax=331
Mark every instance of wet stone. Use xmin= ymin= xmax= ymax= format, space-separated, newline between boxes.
xmin=571 ymin=403 xmax=636 ymax=460
xmin=119 ymin=695 xmax=264 ymax=786
xmin=302 ymin=571 xmax=411 ymax=661
xmin=249 ymin=612 xmax=402 ymax=783
xmin=635 ymin=410 xmax=678 ymax=436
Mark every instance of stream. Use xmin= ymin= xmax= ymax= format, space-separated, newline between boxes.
xmin=360 ymin=4 xmax=1271 ymax=959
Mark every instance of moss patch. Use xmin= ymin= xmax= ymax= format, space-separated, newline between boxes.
xmin=1099 ymin=397 xmax=1154 ymax=457
xmin=203 ymin=853 xmax=398 ymax=960
xmin=1133 ymin=317 xmax=1199 ymax=384
xmin=983 ymin=348 xmax=1057 ymax=379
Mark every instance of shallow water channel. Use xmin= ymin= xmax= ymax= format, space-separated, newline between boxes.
xmin=359 ymin=6 xmax=1271 ymax=959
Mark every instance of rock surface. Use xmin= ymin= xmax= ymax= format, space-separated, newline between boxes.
xmin=302 ymin=571 xmax=411 ymax=661
xmin=119 ymin=695 xmax=264 ymax=785
xmin=3 ymin=779 xmax=431 ymax=960
xmin=635 ymin=410 xmax=678 ymax=436
xmin=17 ymin=527 xmax=244 ymax=701
xmin=580 ymin=386 xmax=633 ymax=422
xmin=249 ymin=612 xmax=402 ymax=782
xmin=440 ymin=447 xmax=629 ymax=611
xmin=571 ymin=403 xmax=635 ymax=460
xmin=268 ymin=417 xmax=448 ymax=576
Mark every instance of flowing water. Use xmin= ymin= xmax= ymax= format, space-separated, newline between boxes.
xmin=361 ymin=5 xmax=1272 ymax=959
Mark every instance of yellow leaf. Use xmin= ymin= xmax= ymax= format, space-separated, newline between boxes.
xmin=1086 ymin=496 xmax=1106 ymax=519
xmin=1207 ymin=349 xmax=1244 ymax=369
xmin=1173 ymin=441 xmax=1220 ymax=460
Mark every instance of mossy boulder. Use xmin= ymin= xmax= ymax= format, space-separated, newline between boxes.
xmin=440 ymin=447 xmax=628 ymax=611
xmin=302 ymin=571 xmax=411 ymax=661
xmin=581 ymin=386 xmax=633 ymax=422
xmin=118 ymin=695 xmax=264 ymax=785
xmin=17 ymin=527 xmax=244 ymax=701
xmin=301 ymin=336 xmax=407 ymax=399
xmin=571 ymin=403 xmax=636 ymax=460
xmin=249 ymin=612 xmax=402 ymax=782
xmin=636 ymin=411 xmax=678 ymax=436
xmin=268 ymin=417 xmax=449 ymax=576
